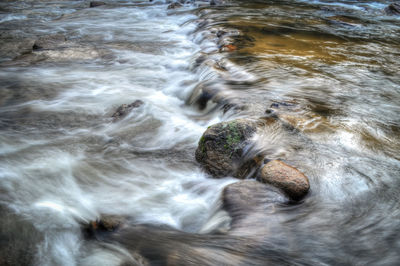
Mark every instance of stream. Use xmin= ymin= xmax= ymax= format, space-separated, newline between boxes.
xmin=0 ymin=0 xmax=399 ymax=265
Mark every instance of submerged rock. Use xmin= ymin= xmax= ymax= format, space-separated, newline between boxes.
xmin=195 ymin=119 xmax=258 ymax=178
xmin=384 ymin=3 xmax=400 ymax=15
xmin=222 ymin=180 xmax=286 ymax=235
xmin=90 ymin=1 xmax=106 ymax=8
xmin=222 ymin=180 xmax=283 ymax=216
xmin=33 ymin=34 xmax=67 ymax=50
xmin=0 ymin=37 xmax=35 ymax=60
xmin=83 ymin=215 xmax=149 ymax=265
xmin=112 ymin=100 xmax=144 ymax=121
xmin=259 ymin=160 xmax=310 ymax=200
xmin=210 ymin=0 xmax=225 ymax=6
xmin=167 ymin=2 xmax=183 ymax=9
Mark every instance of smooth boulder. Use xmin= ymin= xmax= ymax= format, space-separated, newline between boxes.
xmin=259 ymin=160 xmax=309 ymax=200
xmin=195 ymin=119 xmax=258 ymax=178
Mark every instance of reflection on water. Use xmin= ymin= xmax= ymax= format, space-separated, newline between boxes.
xmin=0 ymin=0 xmax=399 ymax=265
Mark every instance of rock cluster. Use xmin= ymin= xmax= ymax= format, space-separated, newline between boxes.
xmin=195 ymin=115 xmax=310 ymax=201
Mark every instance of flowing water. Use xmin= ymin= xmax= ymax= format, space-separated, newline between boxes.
xmin=0 ymin=0 xmax=399 ymax=265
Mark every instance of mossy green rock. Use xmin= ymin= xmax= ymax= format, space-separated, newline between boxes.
xmin=195 ymin=119 xmax=257 ymax=178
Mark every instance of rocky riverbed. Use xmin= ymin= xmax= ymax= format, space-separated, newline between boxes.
xmin=1 ymin=0 xmax=400 ymax=265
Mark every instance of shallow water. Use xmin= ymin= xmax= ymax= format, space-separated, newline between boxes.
xmin=0 ymin=0 xmax=399 ymax=265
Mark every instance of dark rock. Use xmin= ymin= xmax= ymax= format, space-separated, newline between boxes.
xmin=258 ymin=160 xmax=310 ymax=200
xmin=33 ymin=34 xmax=67 ymax=50
xmin=195 ymin=119 xmax=259 ymax=178
xmin=384 ymin=3 xmax=400 ymax=15
xmin=83 ymin=215 xmax=125 ymax=239
xmin=216 ymin=30 xmax=227 ymax=38
xmin=210 ymin=0 xmax=224 ymax=6
xmin=270 ymin=101 xmax=297 ymax=109
xmin=112 ymin=100 xmax=144 ymax=121
xmin=99 ymin=215 xmax=123 ymax=231
xmin=167 ymin=2 xmax=183 ymax=9
xmin=90 ymin=1 xmax=106 ymax=8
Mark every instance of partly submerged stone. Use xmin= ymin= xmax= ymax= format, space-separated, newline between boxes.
xmin=384 ymin=3 xmax=400 ymax=15
xmin=83 ymin=215 xmax=125 ymax=239
xmin=210 ymin=0 xmax=225 ymax=6
xmin=222 ymin=180 xmax=284 ymax=215
xmin=112 ymin=100 xmax=144 ymax=121
xmin=90 ymin=1 xmax=106 ymax=8
xmin=167 ymin=2 xmax=183 ymax=9
xmin=259 ymin=160 xmax=310 ymax=201
xmin=222 ymin=180 xmax=286 ymax=235
xmin=195 ymin=119 xmax=258 ymax=178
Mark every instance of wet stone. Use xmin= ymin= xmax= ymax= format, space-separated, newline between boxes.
xmin=210 ymin=0 xmax=224 ymax=6
xmin=384 ymin=3 xmax=400 ymax=15
xmin=90 ymin=1 xmax=106 ymax=8
xmin=258 ymin=160 xmax=310 ymax=201
xmin=112 ymin=100 xmax=144 ymax=121
xmin=83 ymin=215 xmax=125 ymax=240
xmin=222 ymin=180 xmax=286 ymax=236
xmin=195 ymin=119 xmax=258 ymax=178
xmin=167 ymin=2 xmax=183 ymax=9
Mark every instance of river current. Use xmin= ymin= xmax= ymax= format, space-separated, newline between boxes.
xmin=0 ymin=0 xmax=399 ymax=265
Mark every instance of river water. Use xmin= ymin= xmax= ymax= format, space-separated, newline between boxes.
xmin=0 ymin=0 xmax=399 ymax=265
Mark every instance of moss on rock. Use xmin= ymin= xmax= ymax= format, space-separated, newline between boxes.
xmin=195 ymin=118 xmax=258 ymax=178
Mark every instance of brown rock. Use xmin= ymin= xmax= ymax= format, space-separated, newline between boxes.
xmin=222 ymin=44 xmax=237 ymax=52
xmin=99 ymin=215 xmax=123 ymax=231
xmin=259 ymin=160 xmax=310 ymax=200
